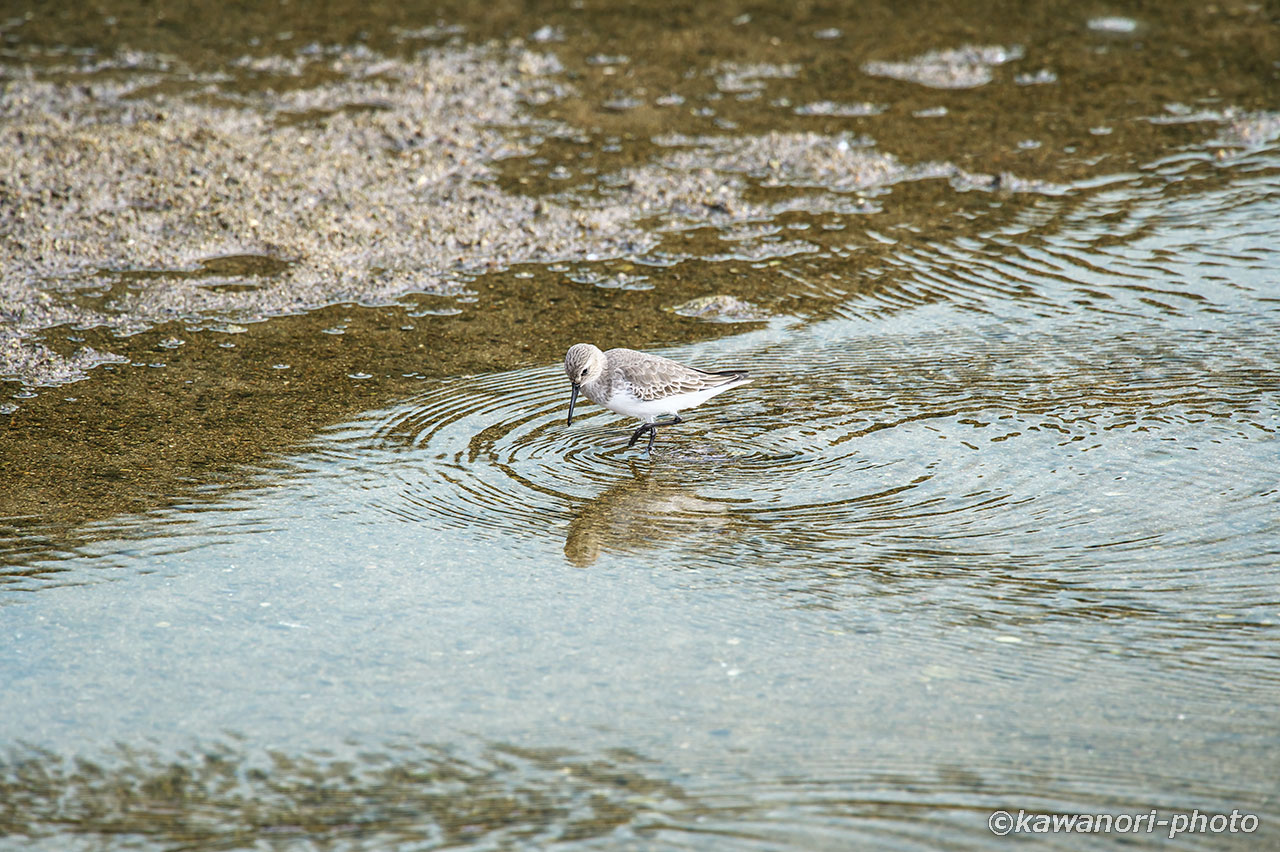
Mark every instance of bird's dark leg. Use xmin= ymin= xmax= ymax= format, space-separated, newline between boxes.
xmin=627 ymin=423 xmax=653 ymax=448
xmin=626 ymin=416 xmax=683 ymax=454
xmin=636 ymin=415 xmax=684 ymax=454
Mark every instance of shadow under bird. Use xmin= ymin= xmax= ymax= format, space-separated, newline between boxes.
xmin=563 ymin=343 xmax=752 ymax=453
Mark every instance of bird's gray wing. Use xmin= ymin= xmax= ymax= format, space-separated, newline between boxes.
xmin=613 ymin=353 xmax=747 ymax=402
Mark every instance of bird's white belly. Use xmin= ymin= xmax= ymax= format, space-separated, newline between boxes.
xmin=601 ymin=386 xmax=731 ymax=422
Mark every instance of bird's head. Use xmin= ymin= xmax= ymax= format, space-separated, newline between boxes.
xmin=564 ymin=343 xmax=605 ymax=425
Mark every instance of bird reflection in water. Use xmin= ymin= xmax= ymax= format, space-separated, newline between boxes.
xmin=563 ymin=461 xmax=732 ymax=566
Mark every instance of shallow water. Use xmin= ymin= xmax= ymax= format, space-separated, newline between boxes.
xmin=3 ymin=0 xmax=1280 ymax=848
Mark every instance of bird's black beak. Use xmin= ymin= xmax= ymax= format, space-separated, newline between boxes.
xmin=567 ymin=383 xmax=580 ymax=426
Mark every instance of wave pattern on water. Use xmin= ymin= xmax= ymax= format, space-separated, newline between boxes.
xmin=325 ymin=153 xmax=1280 ymax=701
xmin=7 ymin=737 xmax=1272 ymax=852
xmin=337 ymin=304 xmax=1279 ymax=674
xmin=830 ymin=148 xmax=1280 ymax=324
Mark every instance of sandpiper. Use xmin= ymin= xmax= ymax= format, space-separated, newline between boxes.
xmin=563 ymin=343 xmax=751 ymax=453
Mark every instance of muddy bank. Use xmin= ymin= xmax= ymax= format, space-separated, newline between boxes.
xmin=1 ymin=43 xmax=596 ymax=386
xmin=4 ymin=0 xmax=1276 ymax=389
xmin=0 ymin=38 xmax=933 ymax=387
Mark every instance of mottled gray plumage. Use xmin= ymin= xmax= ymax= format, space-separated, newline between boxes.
xmin=604 ymin=348 xmax=746 ymax=402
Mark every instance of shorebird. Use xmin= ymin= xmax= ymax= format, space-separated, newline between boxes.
xmin=563 ymin=343 xmax=751 ymax=453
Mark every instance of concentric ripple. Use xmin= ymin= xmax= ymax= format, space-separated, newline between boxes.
xmin=337 ymin=300 xmax=1278 ymax=592
xmin=344 ymin=361 xmax=803 ymax=541
xmin=317 ymin=147 xmax=1280 ymax=684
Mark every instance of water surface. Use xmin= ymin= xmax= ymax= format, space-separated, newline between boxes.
xmin=2 ymin=0 xmax=1279 ymax=848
